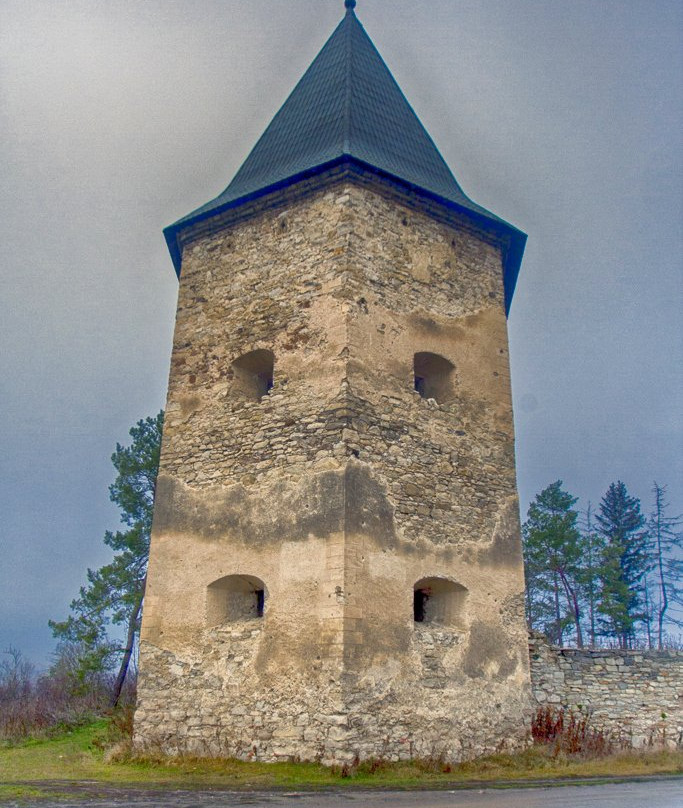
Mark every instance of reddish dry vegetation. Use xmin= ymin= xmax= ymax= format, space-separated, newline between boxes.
xmin=532 ymin=706 xmax=614 ymax=757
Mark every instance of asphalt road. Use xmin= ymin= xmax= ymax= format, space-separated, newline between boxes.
xmin=3 ymin=779 xmax=682 ymax=807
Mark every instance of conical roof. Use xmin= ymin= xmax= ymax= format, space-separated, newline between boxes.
xmin=165 ymin=5 xmax=525 ymax=310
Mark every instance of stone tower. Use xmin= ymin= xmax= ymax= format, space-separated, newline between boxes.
xmin=135 ymin=2 xmax=531 ymax=763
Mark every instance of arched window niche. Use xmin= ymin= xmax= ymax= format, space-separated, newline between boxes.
xmin=206 ymin=574 xmax=266 ymax=626
xmin=231 ymin=349 xmax=274 ymax=401
xmin=413 ymin=352 xmax=454 ymax=404
xmin=413 ymin=577 xmax=467 ymax=630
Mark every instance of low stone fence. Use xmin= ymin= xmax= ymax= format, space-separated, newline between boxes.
xmin=528 ymin=635 xmax=683 ymax=748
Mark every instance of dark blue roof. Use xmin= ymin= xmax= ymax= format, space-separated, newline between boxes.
xmin=165 ymin=7 xmax=525 ymax=310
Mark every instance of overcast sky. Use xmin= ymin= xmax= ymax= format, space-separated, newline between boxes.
xmin=1 ymin=0 xmax=681 ymax=665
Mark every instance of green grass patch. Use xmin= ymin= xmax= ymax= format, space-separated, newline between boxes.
xmin=0 ymin=784 xmax=48 ymax=800
xmin=1 ymin=720 xmax=682 ymax=791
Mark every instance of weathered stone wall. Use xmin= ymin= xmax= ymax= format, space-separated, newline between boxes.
xmin=529 ymin=636 xmax=683 ymax=748
xmin=135 ymin=174 xmax=531 ymax=763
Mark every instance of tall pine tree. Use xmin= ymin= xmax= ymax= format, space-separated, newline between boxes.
xmin=595 ymin=481 xmax=648 ymax=648
xmin=523 ymin=481 xmax=585 ymax=646
xmin=648 ymin=482 xmax=683 ymax=648
xmin=50 ymin=412 xmax=163 ymax=706
xmin=579 ymin=503 xmax=603 ymax=647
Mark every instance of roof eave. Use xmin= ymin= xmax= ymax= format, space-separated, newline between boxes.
xmin=164 ymin=155 xmax=526 ymax=314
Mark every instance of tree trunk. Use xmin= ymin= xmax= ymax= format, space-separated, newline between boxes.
xmin=654 ymin=487 xmax=669 ymax=650
xmin=110 ymin=581 xmax=145 ymax=708
xmin=552 ymin=572 xmax=562 ymax=644
xmin=559 ymin=571 xmax=583 ymax=648
xmin=643 ymin=575 xmax=653 ymax=649
xmin=585 ymin=506 xmax=597 ymax=647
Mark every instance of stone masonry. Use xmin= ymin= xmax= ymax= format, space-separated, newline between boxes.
xmin=530 ymin=635 xmax=683 ymax=748
xmin=134 ymin=172 xmax=532 ymax=763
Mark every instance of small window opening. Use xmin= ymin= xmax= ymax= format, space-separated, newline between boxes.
xmin=413 ymin=352 xmax=454 ymax=404
xmin=414 ymin=589 xmax=428 ymax=622
xmin=206 ymin=574 xmax=266 ymax=625
xmin=262 ymin=374 xmax=274 ymax=394
xmin=413 ymin=577 xmax=467 ymax=629
xmin=231 ymin=349 xmax=274 ymax=401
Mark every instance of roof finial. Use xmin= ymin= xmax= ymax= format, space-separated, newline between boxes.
xmin=345 ymin=0 xmax=356 ymax=13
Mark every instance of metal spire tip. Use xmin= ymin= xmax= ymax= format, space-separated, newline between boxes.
xmin=345 ymin=0 xmax=357 ymax=12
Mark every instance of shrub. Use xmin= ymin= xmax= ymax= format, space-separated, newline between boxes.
xmin=532 ymin=706 xmax=613 ymax=758
xmin=0 ymin=646 xmax=136 ymax=744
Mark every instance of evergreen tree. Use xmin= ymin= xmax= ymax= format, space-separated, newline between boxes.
xmin=595 ymin=481 xmax=648 ymax=648
xmin=50 ymin=412 xmax=163 ymax=706
xmin=523 ymin=481 xmax=585 ymax=646
xmin=648 ymin=482 xmax=683 ymax=648
xmin=579 ymin=503 xmax=603 ymax=647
